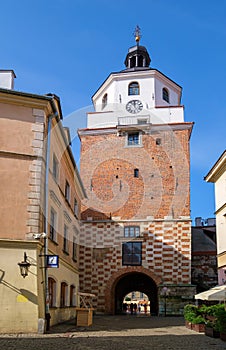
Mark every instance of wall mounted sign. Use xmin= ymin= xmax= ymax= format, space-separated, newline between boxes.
xmin=46 ymin=255 xmax=59 ymax=268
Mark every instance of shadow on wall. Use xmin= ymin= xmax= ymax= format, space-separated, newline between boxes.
xmin=0 ymin=269 xmax=38 ymax=304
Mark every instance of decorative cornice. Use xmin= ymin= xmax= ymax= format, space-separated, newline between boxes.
xmin=81 ymin=218 xmax=191 ymax=224
xmin=78 ymin=122 xmax=193 ymax=137
xmin=64 ymin=210 xmax=72 ymax=223
xmin=0 ymin=150 xmax=43 ymax=161
xmin=0 ymin=239 xmax=42 ymax=249
xmin=50 ymin=190 xmax=61 ymax=208
xmin=205 ymin=150 xmax=226 ymax=183
xmin=215 ymin=202 xmax=226 ymax=215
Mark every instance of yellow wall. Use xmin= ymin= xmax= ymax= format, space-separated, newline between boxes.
xmin=0 ymin=242 xmax=44 ymax=333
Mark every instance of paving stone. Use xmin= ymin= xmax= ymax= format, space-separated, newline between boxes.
xmin=0 ymin=316 xmax=226 ymax=350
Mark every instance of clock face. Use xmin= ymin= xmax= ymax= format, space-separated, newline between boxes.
xmin=126 ymin=100 xmax=143 ymax=114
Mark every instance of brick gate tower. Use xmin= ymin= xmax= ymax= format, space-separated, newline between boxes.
xmin=78 ymin=29 xmax=195 ymax=315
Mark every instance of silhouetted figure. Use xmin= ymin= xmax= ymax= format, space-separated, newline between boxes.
xmin=134 ymin=303 xmax=137 ymax=315
xmin=122 ymin=303 xmax=127 ymax=314
xmin=130 ymin=302 xmax=134 ymax=315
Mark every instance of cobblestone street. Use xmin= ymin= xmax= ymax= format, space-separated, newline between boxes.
xmin=0 ymin=315 xmax=226 ymax=350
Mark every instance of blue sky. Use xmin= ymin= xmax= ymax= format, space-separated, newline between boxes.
xmin=1 ymin=0 xmax=226 ymax=223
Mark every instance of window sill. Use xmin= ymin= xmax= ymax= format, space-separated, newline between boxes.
xmin=49 ymin=238 xmax=58 ymax=246
xmin=124 ymin=144 xmax=143 ymax=148
xmin=59 ymin=306 xmax=70 ymax=309
xmin=62 ymin=250 xmax=69 ymax=256
xmin=53 ymin=176 xmax=59 ymax=185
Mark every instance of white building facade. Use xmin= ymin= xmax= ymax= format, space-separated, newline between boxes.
xmin=205 ymin=150 xmax=226 ymax=284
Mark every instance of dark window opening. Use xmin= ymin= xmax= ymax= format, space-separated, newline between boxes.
xmin=73 ymin=236 xmax=77 ymax=261
xmin=130 ymin=56 xmax=136 ymax=68
xmin=60 ymin=282 xmax=68 ymax=307
xmin=74 ymin=198 xmax=78 ymax=217
xmin=134 ymin=168 xmax=139 ymax=178
xmin=52 ymin=154 xmax=59 ymax=182
xmin=102 ymin=93 xmax=108 ymax=109
xmin=122 ymin=242 xmax=142 ymax=266
xmin=138 ymin=55 xmax=143 ymax=66
xmin=63 ymin=224 xmax=69 ymax=253
xmin=156 ymin=138 xmax=161 ymax=145
xmin=70 ymin=285 xmax=76 ymax=306
xmin=65 ymin=180 xmax=70 ymax=202
xmin=50 ymin=208 xmax=57 ymax=242
xmin=49 ymin=278 xmax=56 ymax=307
xmin=162 ymin=88 xmax=169 ymax=103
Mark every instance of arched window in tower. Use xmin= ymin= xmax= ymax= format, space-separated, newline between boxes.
xmin=130 ymin=56 xmax=136 ymax=68
xmin=102 ymin=93 xmax=108 ymax=110
xmin=138 ymin=55 xmax=144 ymax=67
xmin=128 ymin=82 xmax=140 ymax=96
xmin=162 ymin=88 xmax=169 ymax=103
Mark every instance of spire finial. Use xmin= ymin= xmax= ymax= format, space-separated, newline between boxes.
xmin=134 ymin=25 xmax=141 ymax=45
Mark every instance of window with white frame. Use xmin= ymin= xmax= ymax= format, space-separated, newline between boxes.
xmin=128 ymin=82 xmax=139 ymax=95
xmin=50 ymin=208 xmax=57 ymax=242
xmin=124 ymin=226 xmax=140 ymax=238
xmin=127 ymin=132 xmax=140 ymax=146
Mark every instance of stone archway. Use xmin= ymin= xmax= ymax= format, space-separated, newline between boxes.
xmin=105 ymin=266 xmax=162 ymax=314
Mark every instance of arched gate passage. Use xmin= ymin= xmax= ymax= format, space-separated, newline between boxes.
xmin=115 ymin=272 xmax=158 ymax=315
xmin=105 ymin=267 xmax=161 ymax=315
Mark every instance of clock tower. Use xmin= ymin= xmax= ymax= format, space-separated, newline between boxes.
xmin=78 ymin=28 xmax=195 ymax=315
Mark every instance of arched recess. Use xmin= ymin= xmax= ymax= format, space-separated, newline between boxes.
xmin=104 ymin=266 xmax=162 ymax=315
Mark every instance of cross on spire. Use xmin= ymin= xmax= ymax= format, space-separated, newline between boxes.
xmin=134 ymin=25 xmax=142 ymax=44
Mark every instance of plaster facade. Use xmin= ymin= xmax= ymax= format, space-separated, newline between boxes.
xmin=0 ymin=89 xmax=85 ymax=333
xmin=205 ymin=150 xmax=226 ymax=284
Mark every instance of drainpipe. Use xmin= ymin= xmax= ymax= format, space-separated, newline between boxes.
xmin=44 ymin=98 xmax=59 ymax=331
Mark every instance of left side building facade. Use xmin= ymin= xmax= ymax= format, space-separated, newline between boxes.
xmin=0 ymin=70 xmax=86 ymax=333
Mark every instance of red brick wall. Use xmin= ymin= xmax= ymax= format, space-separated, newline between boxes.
xmin=80 ymin=127 xmax=191 ymax=220
xmin=79 ymin=125 xmax=192 ymax=312
xmin=79 ymin=220 xmax=191 ymax=311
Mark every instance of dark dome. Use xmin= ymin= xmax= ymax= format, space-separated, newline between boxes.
xmin=124 ymin=45 xmax=151 ymax=71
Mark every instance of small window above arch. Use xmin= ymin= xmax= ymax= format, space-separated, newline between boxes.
xmin=162 ymin=88 xmax=169 ymax=103
xmin=128 ymin=82 xmax=140 ymax=96
xmin=102 ymin=93 xmax=108 ymax=109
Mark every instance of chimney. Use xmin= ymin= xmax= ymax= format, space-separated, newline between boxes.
xmin=206 ymin=218 xmax=216 ymax=226
xmin=0 ymin=70 xmax=16 ymax=89
xmin=195 ymin=217 xmax=203 ymax=226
